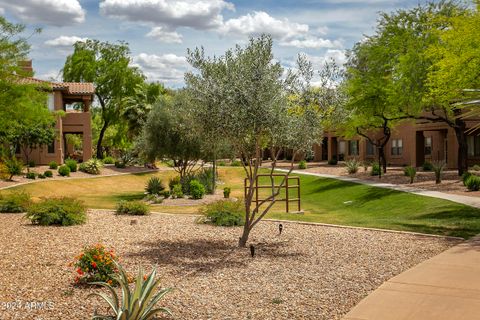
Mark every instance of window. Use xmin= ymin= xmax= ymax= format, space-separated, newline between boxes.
xmin=366 ymin=140 xmax=375 ymax=156
xmin=338 ymin=141 xmax=346 ymax=161
xmin=467 ymin=136 xmax=480 ymax=157
xmin=47 ymin=93 xmax=55 ymax=111
xmin=349 ymin=140 xmax=359 ymax=156
xmin=425 ymin=137 xmax=432 ymax=156
xmin=391 ymin=139 xmax=403 ymax=156
xmin=47 ymin=140 xmax=55 ymax=154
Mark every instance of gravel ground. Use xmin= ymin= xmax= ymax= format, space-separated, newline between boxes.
xmin=0 ymin=211 xmax=458 ymax=320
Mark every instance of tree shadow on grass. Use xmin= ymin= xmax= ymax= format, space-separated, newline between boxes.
xmin=125 ymin=238 xmax=303 ymax=275
xmin=306 ymin=179 xmax=357 ymax=194
xmin=354 ymin=187 xmax=400 ymax=205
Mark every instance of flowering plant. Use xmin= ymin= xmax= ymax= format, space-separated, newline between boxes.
xmin=71 ymin=244 xmax=118 ymax=285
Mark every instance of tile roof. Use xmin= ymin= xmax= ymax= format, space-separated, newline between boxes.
xmin=19 ymin=77 xmax=95 ymax=95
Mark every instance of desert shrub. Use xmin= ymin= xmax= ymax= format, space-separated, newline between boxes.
xmin=26 ymin=172 xmax=36 ymax=179
xmin=171 ymin=184 xmax=183 ymax=198
xmin=159 ymin=190 xmax=170 ymax=199
xmin=144 ymin=194 xmax=164 ymax=204
xmin=472 ymin=164 xmax=480 ymax=171
xmin=48 ymin=161 xmax=58 ymax=169
xmin=38 ymin=173 xmax=46 ymax=179
xmin=466 ymin=175 xmax=480 ymax=191
xmin=114 ymin=160 xmax=126 ymax=168
xmin=371 ymin=162 xmax=381 ymax=176
xmin=145 ymin=176 xmax=165 ymax=195
xmin=4 ymin=157 xmax=23 ymax=180
xmin=28 ymin=160 xmax=35 ymax=168
xmin=223 ymin=187 xmax=231 ymax=198
xmin=0 ymin=191 xmax=31 ymax=213
xmin=462 ymin=172 xmax=473 ymax=186
xmin=345 ymin=159 xmax=360 ymax=174
xmin=404 ymin=166 xmax=416 ymax=184
xmin=58 ymin=165 xmax=71 ymax=177
xmin=195 ymin=168 xmax=215 ymax=194
xmin=200 ymin=200 xmax=245 ymax=226
xmin=25 ymin=197 xmax=86 ymax=226
xmin=116 ymin=200 xmax=150 ymax=215
xmin=298 ymin=160 xmax=307 ymax=169
xmin=328 ymin=158 xmax=337 ymax=165
xmin=230 ymin=159 xmax=242 ymax=167
xmin=189 ymin=180 xmax=205 ymax=199
xmin=217 ymin=160 xmax=227 ymax=166
xmin=422 ymin=161 xmax=433 ymax=171
xmin=65 ymin=158 xmax=78 ymax=172
xmin=102 ymin=156 xmax=115 ymax=164
xmin=79 ymin=158 xmax=103 ymax=175
xmin=180 ymin=173 xmax=196 ymax=194
xmin=44 ymin=170 xmax=53 ymax=178
xmin=71 ymin=244 xmax=118 ymax=284
xmin=168 ymin=176 xmax=181 ymax=191
xmin=432 ymin=161 xmax=446 ymax=184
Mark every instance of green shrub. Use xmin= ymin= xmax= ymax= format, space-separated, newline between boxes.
xmin=145 ymin=176 xmax=165 ymax=195
xmin=180 ymin=173 xmax=196 ymax=194
xmin=404 ymin=166 xmax=416 ymax=184
xmin=4 ymin=157 xmax=23 ymax=180
xmin=58 ymin=165 xmax=71 ymax=177
xmin=472 ymin=164 xmax=480 ymax=172
xmin=65 ymin=158 xmax=78 ymax=172
xmin=345 ymin=159 xmax=360 ymax=174
xmin=462 ymin=172 xmax=473 ymax=186
xmin=28 ymin=160 xmax=35 ymax=168
xmin=0 ymin=191 xmax=31 ymax=213
xmin=168 ymin=176 xmax=181 ymax=191
xmin=25 ymin=197 xmax=86 ymax=226
xmin=144 ymin=194 xmax=164 ymax=204
xmin=230 ymin=159 xmax=242 ymax=167
xmin=432 ymin=161 xmax=446 ymax=184
xmin=171 ymin=184 xmax=183 ymax=198
xmin=328 ymin=158 xmax=338 ymax=165
xmin=159 ymin=190 xmax=170 ymax=199
xmin=422 ymin=161 xmax=433 ymax=171
xmin=26 ymin=172 xmax=36 ymax=179
xmin=466 ymin=175 xmax=480 ymax=191
xmin=114 ymin=161 xmax=126 ymax=168
xmin=38 ymin=173 xmax=46 ymax=179
xmin=195 ymin=168 xmax=215 ymax=194
xmin=48 ymin=161 xmax=58 ymax=169
xmin=217 ymin=160 xmax=227 ymax=166
xmin=298 ymin=160 xmax=307 ymax=170
xmin=44 ymin=170 xmax=53 ymax=178
xmin=371 ymin=162 xmax=381 ymax=176
xmin=72 ymin=243 xmax=118 ymax=285
xmin=79 ymin=158 xmax=103 ymax=175
xmin=223 ymin=187 xmax=231 ymax=198
xmin=116 ymin=200 xmax=150 ymax=215
xmin=189 ymin=180 xmax=205 ymax=199
xmin=200 ymin=200 xmax=245 ymax=226
xmin=102 ymin=156 xmax=115 ymax=164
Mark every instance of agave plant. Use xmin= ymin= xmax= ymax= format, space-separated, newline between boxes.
xmin=89 ymin=261 xmax=172 ymax=320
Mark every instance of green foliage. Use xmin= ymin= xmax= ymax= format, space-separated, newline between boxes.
xmin=371 ymin=162 xmax=381 ymax=176
xmin=0 ymin=191 xmax=31 ymax=213
xmin=116 ymin=200 xmax=150 ymax=215
xmin=462 ymin=172 xmax=473 ymax=186
xmin=168 ymin=176 xmax=181 ymax=191
xmin=404 ymin=166 xmax=417 ymax=184
xmin=114 ymin=160 xmax=126 ymax=168
xmin=200 ymin=200 xmax=245 ymax=227
xmin=58 ymin=165 xmax=71 ymax=177
xmin=72 ymin=244 xmax=118 ymax=285
xmin=144 ymin=194 xmax=164 ymax=204
xmin=25 ymin=197 xmax=86 ymax=226
xmin=423 ymin=162 xmax=433 ymax=171
xmin=28 ymin=160 xmax=35 ymax=168
xmin=171 ymin=184 xmax=183 ymax=199
xmin=328 ymin=158 xmax=337 ymax=165
xmin=145 ymin=176 xmax=165 ymax=195
xmin=432 ymin=161 xmax=446 ymax=184
xmin=472 ymin=165 xmax=480 ymax=172
xmin=189 ymin=180 xmax=205 ymax=199
xmin=466 ymin=175 xmax=480 ymax=191
xmin=345 ymin=159 xmax=360 ymax=174
xmin=44 ymin=170 xmax=53 ymax=178
xmin=26 ymin=172 xmax=36 ymax=179
xmin=65 ymin=158 xmax=78 ymax=172
xmin=4 ymin=157 xmax=23 ymax=180
xmin=79 ymin=158 xmax=103 ymax=175
xmin=217 ymin=160 xmax=227 ymax=166
xmin=195 ymin=168 xmax=215 ymax=194
xmin=298 ymin=160 xmax=307 ymax=169
xmin=230 ymin=160 xmax=242 ymax=167
xmin=38 ymin=173 xmax=46 ymax=179
xmin=223 ymin=187 xmax=231 ymax=198
xmin=102 ymin=156 xmax=115 ymax=164
xmin=159 ymin=190 xmax=170 ymax=199
xmin=88 ymin=261 xmax=172 ymax=320
xmin=49 ymin=161 xmax=58 ymax=169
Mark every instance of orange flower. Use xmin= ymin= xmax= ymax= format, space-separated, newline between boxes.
xmin=75 ymin=276 xmax=80 ymax=283
xmin=76 ymin=268 xmax=84 ymax=275
xmin=91 ymin=262 xmax=97 ymax=269
xmin=107 ymin=280 xmax=112 ymax=285
xmin=143 ymin=275 xmax=148 ymax=281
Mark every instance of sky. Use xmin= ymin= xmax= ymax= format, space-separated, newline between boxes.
xmin=0 ymin=0 xmax=422 ymax=88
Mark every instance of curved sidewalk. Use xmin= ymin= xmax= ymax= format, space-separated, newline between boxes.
xmin=343 ymin=236 xmax=480 ymax=320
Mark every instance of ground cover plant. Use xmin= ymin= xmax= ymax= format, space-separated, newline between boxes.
xmin=0 ymin=191 xmax=31 ymax=213
xmin=79 ymin=158 xmax=103 ymax=175
xmin=116 ymin=200 xmax=150 ymax=215
xmin=72 ymin=243 xmax=118 ymax=284
xmin=25 ymin=197 xmax=86 ymax=226
xmin=58 ymin=165 xmax=71 ymax=177
xmin=200 ymin=199 xmax=245 ymax=226
xmin=65 ymin=158 xmax=78 ymax=172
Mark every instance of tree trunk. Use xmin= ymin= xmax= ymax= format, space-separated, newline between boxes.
xmin=453 ymin=118 xmax=468 ymax=176
xmin=96 ymin=120 xmax=109 ymax=159
xmin=239 ymin=224 xmax=251 ymax=247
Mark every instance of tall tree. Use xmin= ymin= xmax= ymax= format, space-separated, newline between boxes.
xmin=62 ymin=40 xmax=144 ymax=158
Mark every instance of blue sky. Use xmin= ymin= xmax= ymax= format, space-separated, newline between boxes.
xmin=0 ymin=0 xmax=421 ymax=87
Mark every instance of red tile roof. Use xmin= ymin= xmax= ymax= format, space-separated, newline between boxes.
xmin=19 ymin=77 xmax=95 ymax=95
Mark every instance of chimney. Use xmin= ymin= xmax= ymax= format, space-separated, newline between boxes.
xmin=18 ymin=60 xmax=33 ymax=76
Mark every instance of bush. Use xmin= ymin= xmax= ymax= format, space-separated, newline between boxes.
xmin=25 ymin=197 xmax=86 ymax=226
xmin=26 ymin=172 xmax=36 ymax=179
xmin=4 ymin=157 xmax=23 ymax=180
xmin=0 ymin=162 xmax=9 ymax=180
xmin=171 ymin=184 xmax=183 ymax=198
xmin=44 ymin=170 xmax=53 ymax=178
xmin=0 ymin=191 xmax=31 ymax=213
xmin=200 ymin=200 xmax=245 ymax=226
xmin=116 ymin=200 xmax=150 ymax=215
xmin=102 ymin=156 xmax=115 ymax=164
xmin=28 ymin=160 xmax=35 ymax=168
xmin=168 ymin=176 xmax=181 ymax=191
xmin=159 ymin=190 xmax=170 ymax=199
xmin=345 ymin=159 xmax=360 ymax=174
xmin=180 ymin=173 xmax=196 ymax=194
xmin=217 ymin=160 xmax=227 ymax=166
xmin=114 ymin=161 xmax=126 ymax=168
xmin=79 ymin=158 xmax=103 ymax=175
xmin=298 ymin=160 xmax=307 ymax=170
xmin=145 ymin=176 xmax=165 ymax=195
xmin=432 ymin=161 xmax=446 ymax=184
xmin=189 ymin=180 xmax=205 ymax=199
xmin=195 ymin=168 xmax=215 ymax=194
xmin=422 ymin=161 xmax=433 ymax=171
xmin=328 ymin=158 xmax=338 ymax=165
xmin=58 ymin=165 xmax=71 ymax=177
xmin=144 ymin=194 xmax=164 ymax=204
xmin=65 ymin=158 xmax=78 ymax=172
xmin=71 ymin=244 xmax=118 ymax=284
xmin=230 ymin=159 xmax=242 ymax=167
xmin=371 ymin=162 xmax=381 ymax=176
xmin=466 ymin=175 xmax=480 ymax=191
xmin=223 ymin=187 xmax=231 ymax=198
xmin=462 ymin=172 xmax=473 ymax=186
xmin=38 ymin=173 xmax=46 ymax=179
xmin=48 ymin=161 xmax=58 ymax=169
xmin=404 ymin=166 xmax=416 ymax=184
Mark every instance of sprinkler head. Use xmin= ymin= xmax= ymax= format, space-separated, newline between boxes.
xmin=250 ymin=244 xmax=255 ymax=258
xmin=279 ymin=223 xmax=283 ymax=235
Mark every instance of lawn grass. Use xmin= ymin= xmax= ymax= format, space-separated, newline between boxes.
xmin=4 ymin=167 xmax=480 ymax=238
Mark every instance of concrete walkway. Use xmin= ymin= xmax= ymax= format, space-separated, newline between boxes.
xmin=277 ymin=169 xmax=480 ymax=209
xmin=343 ymin=236 xmax=480 ymax=320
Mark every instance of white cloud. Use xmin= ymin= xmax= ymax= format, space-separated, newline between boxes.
xmin=0 ymin=0 xmax=85 ymax=26
xmin=100 ymin=0 xmax=234 ymax=30
xmin=280 ymin=37 xmax=342 ymax=49
xmin=45 ymin=36 xmax=88 ymax=49
xmin=307 ymin=50 xmax=347 ymax=68
xmin=0 ymin=8 xmax=4 ymax=15
xmin=37 ymin=70 xmax=61 ymax=82
xmin=146 ymin=27 xmax=183 ymax=44
xmin=133 ymin=53 xmax=189 ymax=84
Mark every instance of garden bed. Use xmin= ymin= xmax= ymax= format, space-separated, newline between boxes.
xmin=0 ymin=210 xmax=457 ymax=319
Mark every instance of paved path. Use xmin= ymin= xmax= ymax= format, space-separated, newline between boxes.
xmin=276 ymin=169 xmax=480 ymax=209
xmin=343 ymin=236 xmax=480 ymax=320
